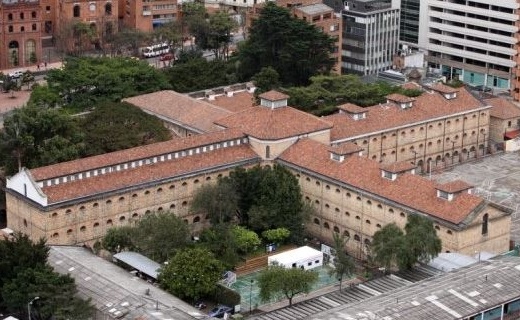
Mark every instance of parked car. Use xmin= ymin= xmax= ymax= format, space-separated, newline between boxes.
xmin=208 ymin=305 xmax=234 ymax=318
xmin=8 ymin=70 xmax=24 ymax=79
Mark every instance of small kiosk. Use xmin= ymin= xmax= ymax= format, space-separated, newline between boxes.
xmin=267 ymin=246 xmax=323 ymax=270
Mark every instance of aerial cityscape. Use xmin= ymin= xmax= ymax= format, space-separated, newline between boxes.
xmin=0 ymin=0 xmax=520 ymax=319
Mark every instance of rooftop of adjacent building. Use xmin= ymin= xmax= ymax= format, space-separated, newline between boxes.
xmin=48 ymin=246 xmax=206 ymax=320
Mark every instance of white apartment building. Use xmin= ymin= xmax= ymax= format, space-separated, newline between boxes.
xmin=418 ymin=0 xmax=519 ymax=92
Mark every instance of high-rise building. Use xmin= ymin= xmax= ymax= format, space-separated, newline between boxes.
xmin=341 ymin=0 xmax=400 ymax=75
xmin=419 ymin=0 xmax=518 ymax=93
xmin=398 ymin=0 xmax=419 ymax=47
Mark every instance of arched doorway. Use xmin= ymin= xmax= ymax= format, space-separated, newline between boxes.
xmin=25 ymin=39 xmax=36 ymax=64
xmin=416 ymin=159 xmax=424 ymax=174
xmin=8 ymin=41 xmax=19 ymax=66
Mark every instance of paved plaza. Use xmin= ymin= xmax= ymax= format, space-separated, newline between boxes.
xmin=431 ymin=152 xmax=520 ymax=243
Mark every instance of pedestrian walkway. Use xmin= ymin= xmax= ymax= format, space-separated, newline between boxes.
xmin=1 ymin=61 xmax=63 ymax=76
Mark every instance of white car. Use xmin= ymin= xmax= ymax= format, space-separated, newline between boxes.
xmin=8 ymin=70 xmax=24 ymax=79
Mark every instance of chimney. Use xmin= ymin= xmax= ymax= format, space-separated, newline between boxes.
xmin=224 ymin=86 xmax=233 ymax=97
xmin=205 ymin=90 xmax=216 ymax=101
xmin=246 ymin=82 xmax=256 ymax=94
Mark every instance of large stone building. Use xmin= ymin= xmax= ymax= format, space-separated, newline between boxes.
xmin=5 ymin=87 xmax=513 ymax=260
xmin=118 ymin=0 xmax=178 ymax=32
xmin=325 ymin=82 xmax=492 ymax=172
xmin=0 ymin=0 xmax=42 ymax=69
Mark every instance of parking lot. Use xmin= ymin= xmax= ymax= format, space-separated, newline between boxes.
xmin=431 ymin=152 xmax=520 ymax=244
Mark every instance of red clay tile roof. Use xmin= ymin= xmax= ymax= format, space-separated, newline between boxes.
xmin=386 ymin=93 xmax=415 ymax=104
xmin=429 ymin=83 xmax=459 ymax=94
xmin=379 ymin=161 xmax=416 ymax=173
xmin=278 ymin=139 xmax=484 ymax=224
xmin=205 ymin=91 xmax=255 ymax=113
xmin=328 ymin=143 xmax=363 ymax=155
xmin=214 ymin=106 xmax=333 ymax=140
xmin=42 ymin=145 xmax=260 ymax=203
xmin=30 ymin=129 xmax=247 ymax=181
xmin=123 ymin=90 xmax=232 ymax=133
xmin=325 ymin=86 xmax=487 ymax=141
xmin=259 ymin=90 xmax=290 ymax=101
xmin=401 ymin=82 xmax=422 ymax=90
xmin=338 ymin=103 xmax=366 ymax=114
xmin=485 ymin=97 xmax=520 ymax=120
xmin=436 ymin=180 xmax=473 ymax=193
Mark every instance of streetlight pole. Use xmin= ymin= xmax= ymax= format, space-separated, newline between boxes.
xmin=451 ymin=141 xmax=455 ymax=164
xmin=249 ymin=279 xmax=254 ymax=314
xmin=27 ymin=296 xmax=39 ymax=320
xmin=411 ymin=150 xmax=418 ymax=165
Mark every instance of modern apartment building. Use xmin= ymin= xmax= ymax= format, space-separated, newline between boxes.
xmin=0 ymin=0 xmax=43 ymax=69
xmin=398 ymin=0 xmax=419 ymax=47
xmin=341 ymin=0 xmax=400 ymax=75
xmin=419 ymin=0 xmax=518 ymax=93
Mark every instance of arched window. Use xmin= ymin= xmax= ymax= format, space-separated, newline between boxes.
xmin=93 ymin=222 xmax=100 ymax=228
xmin=333 ymin=226 xmax=340 ymax=233
xmin=31 ymin=11 xmax=36 ymax=18
xmin=8 ymin=13 xmax=12 ymax=20
xmin=323 ymin=222 xmax=330 ymax=229
xmin=170 ymin=204 xmax=176 ymax=209
xmin=132 ymin=213 xmax=139 ymax=218
xmin=313 ymin=218 xmax=320 ymax=224
xmin=51 ymin=212 xmax=58 ymax=217
xmin=119 ymin=216 xmax=125 ymax=222
xmin=343 ymin=230 xmax=350 ymax=237
xmin=80 ymin=226 xmax=86 ymax=232
xmin=67 ymin=229 xmax=73 ymax=235
xmin=106 ymin=219 xmax=113 ymax=225
xmin=105 ymin=2 xmax=112 ymax=15
xmin=193 ymin=216 xmax=201 ymax=223
xmin=354 ymin=234 xmax=360 ymax=241
xmin=20 ymin=12 xmax=24 ymax=19
xmin=73 ymin=5 xmax=80 ymax=17
xmin=482 ymin=213 xmax=488 ymax=235
xmin=119 ymin=196 xmax=125 ymax=202
xmin=8 ymin=26 xmax=13 ymax=33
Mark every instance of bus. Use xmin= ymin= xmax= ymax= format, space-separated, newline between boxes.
xmin=142 ymin=42 xmax=171 ymax=58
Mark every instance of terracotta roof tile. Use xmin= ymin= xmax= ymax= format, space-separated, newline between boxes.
xmin=278 ymin=139 xmax=483 ymax=224
xmin=42 ymin=145 xmax=260 ymax=203
xmin=328 ymin=143 xmax=363 ymax=155
xmin=379 ymin=161 xmax=416 ymax=173
xmin=429 ymin=83 xmax=459 ymax=94
xmin=205 ymin=91 xmax=255 ymax=113
xmin=325 ymin=86 xmax=487 ymax=141
xmin=386 ymin=93 xmax=415 ymax=103
xmin=259 ymin=90 xmax=290 ymax=101
xmin=214 ymin=106 xmax=332 ymax=140
xmin=123 ymin=90 xmax=231 ymax=132
xmin=338 ymin=103 xmax=366 ymax=114
xmin=401 ymin=82 xmax=422 ymax=90
xmin=30 ymin=129 xmax=246 ymax=181
xmin=436 ymin=180 xmax=473 ymax=193
xmin=485 ymin=97 xmax=520 ymax=120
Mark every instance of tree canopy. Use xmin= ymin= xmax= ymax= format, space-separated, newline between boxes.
xmin=159 ymin=247 xmax=224 ymax=302
xmin=79 ymin=101 xmax=171 ymax=156
xmin=190 ymin=179 xmax=239 ymax=224
xmin=101 ymin=212 xmax=191 ymax=263
xmin=257 ymin=263 xmax=318 ymax=306
xmin=0 ymin=233 xmax=93 ymax=319
xmin=237 ymin=2 xmax=335 ymax=86
xmin=328 ymin=232 xmax=355 ymax=291
xmin=45 ymin=56 xmax=171 ymax=110
xmin=0 ymin=105 xmax=85 ymax=175
xmin=370 ymin=215 xmax=442 ymax=271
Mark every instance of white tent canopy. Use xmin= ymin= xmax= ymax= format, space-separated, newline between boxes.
xmin=268 ymin=246 xmax=323 ymax=270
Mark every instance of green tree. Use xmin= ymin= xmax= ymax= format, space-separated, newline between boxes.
xmin=133 ymin=212 xmax=190 ymax=262
xmin=0 ymin=233 xmax=48 ymax=305
xmin=252 ymin=66 xmax=280 ymax=98
xmin=261 ymin=228 xmax=290 ymax=245
xmin=0 ymin=105 xmax=85 ymax=175
xmin=101 ymin=226 xmax=135 ymax=253
xmin=79 ymin=101 xmax=171 ymax=156
xmin=163 ymin=56 xmax=237 ymax=93
xmin=238 ymin=2 xmax=335 ymax=86
xmin=27 ymin=84 xmax=61 ymax=108
xmin=370 ymin=223 xmax=406 ymax=271
xmin=45 ymin=56 xmax=170 ymax=110
xmin=21 ymin=71 xmax=35 ymax=90
xmin=190 ymin=179 xmax=239 ymax=224
xmin=2 ymin=266 xmax=94 ymax=320
xmin=258 ymin=263 xmax=318 ymax=306
xmin=199 ymin=224 xmax=240 ymax=269
xmin=204 ymin=11 xmax=237 ymax=60
xmin=402 ymin=215 xmax=442 ymax=269
xmin=328 ymin=232 xmax=355 ymax=291
xmin=159 ymin=247 xmax=224 ymax=302
xmin=108 ymin=27 xmax=149 ymax=57
xmin=231 ymin=226 xmax=261 ymax=255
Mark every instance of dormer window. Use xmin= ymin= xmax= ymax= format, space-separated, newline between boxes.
xmin=258 ymin=90 xmax=289 ymax=109
xmin=443 ymin=92 xmax=457 ymax=100
xmin=386 ymin=94 xmax=415 ymax=109
xmin=430 ymin=83 xmax=458 ymax=100
xmin=328 ymin=143 xmax=363 ymax=162
xmin=437 ymin=190 xmax=453 ymax=201
xmin=338 ymin=103 xmax=367 ymax=120
xmin=382 ymin=170 xmax=396 ymax=181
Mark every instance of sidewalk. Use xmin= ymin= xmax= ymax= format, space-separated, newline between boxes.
xmin=1 ymin=61 xmax=63 ymax=76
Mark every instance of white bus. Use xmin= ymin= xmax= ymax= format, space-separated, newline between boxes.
xmin=142 ymin=42 xmax=171 ymax=58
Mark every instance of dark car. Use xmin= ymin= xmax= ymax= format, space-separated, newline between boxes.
xmin=208 ymin=305 xmax=234 ymax=318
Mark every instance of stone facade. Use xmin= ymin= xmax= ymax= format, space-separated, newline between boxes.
xmin=119 ymin=0 xmax=179 ymax=33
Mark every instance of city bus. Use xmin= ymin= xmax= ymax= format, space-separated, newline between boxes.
xmin=142 ymin=42 xmax=171 ymax=58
